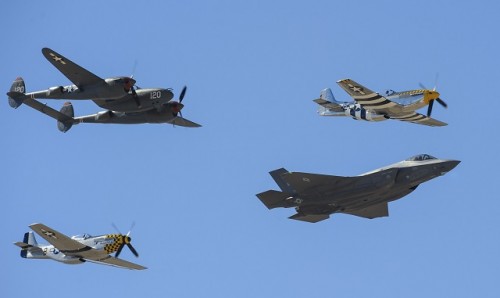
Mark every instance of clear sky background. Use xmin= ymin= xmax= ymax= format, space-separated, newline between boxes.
xmin=1 ymin=0 xmax=499 ymax=297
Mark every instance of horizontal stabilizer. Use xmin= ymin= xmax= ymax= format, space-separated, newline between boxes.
xmin=13 ymin=241 xmax=44 ymax=258
xmin=8 ymin=93 xmax=75 ymax=124
xmin=289 ymin=213 xmax=330 ymax=223
xmin=313 ymin=98 xmax=344 ymax=112
xmin=14 ymin=241 xmax=32 ymax=249
xmin=167 ymin=116 xmax=201 ymax=127
xmin=256 ymin=190 xmax=294 ymax=209
xmin=343 ymin=202 xmax=389 ymax=219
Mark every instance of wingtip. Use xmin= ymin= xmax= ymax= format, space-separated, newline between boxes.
xmin=269 ymin=167 xmax=288 ymax=175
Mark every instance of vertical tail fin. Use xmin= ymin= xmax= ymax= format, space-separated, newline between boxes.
xmin=25 ymin=231 xmax=38 ymax=246
xmin=8 ymin=77 xmax=26 ymax=108
xmin=319 ymin=88 xmax=339 ymax=103
xmin=58 ymin=102 xmax=75 ymax=132
xmin=14 ymin=231 xmax=40 ymax=258
xmin=314 ymin=88 xmax=345 ymax=115
xmin=269 ymin=168 xmax=294 ymax=193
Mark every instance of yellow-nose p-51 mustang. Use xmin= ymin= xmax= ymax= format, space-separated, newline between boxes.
xmin=314 ymin=78 xmax=448 ymax=127
xmin=14 ymin=223 xmax=146 ymax=270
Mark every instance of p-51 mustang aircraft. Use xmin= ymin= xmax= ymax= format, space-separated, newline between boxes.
xmin=14 ymin=223 xmax=146 ymax=270
xmin=257 ymin=154 xmax=460 ymax=223
xmin=314 ymin=78 xmax=448 ymax=126
xmin=7 ymin=48 xmax=201 ymax=132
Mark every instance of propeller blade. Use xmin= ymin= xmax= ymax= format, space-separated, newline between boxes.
xmin=131 ymin=87 xmax=142 ymax=108
xmin=127 ymin=243 xmax=139 ymax=257
xmin=115 ymin=244 xmax=125 ymax=258
xmin=419 ymin=83 xmax=427 ymax=90
xmin=126 ymin=222 xmax=136 ymax=237
xmin=179 ymin=86 xmax=187 ymax=103
xmin=433 ymin=73 xmax=439 ymax=91
xmin=112 ymin=223 xmax=122 ymax=235
xmin=427 ymin=99 xmax=434 ymax=117
xmin=436 ymin=97 xmax=448 ymax=108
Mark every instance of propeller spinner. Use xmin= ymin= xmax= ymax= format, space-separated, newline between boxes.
xmin=167 ymin=86 xmax=188 ymax=118
xmin=115 ymin=234 xmax=139 ymax=258
xmin=419 ymin=83 xmax=448 ymax=117
xmin=112 ymin=223 xmax=139 ymax=258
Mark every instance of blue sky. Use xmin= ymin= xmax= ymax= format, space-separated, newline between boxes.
xmin=1 ymin=0 xmax=499 ymax=297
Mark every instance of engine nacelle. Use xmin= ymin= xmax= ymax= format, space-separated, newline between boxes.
xmin=46 ymin=86 xmax=65 ymax=96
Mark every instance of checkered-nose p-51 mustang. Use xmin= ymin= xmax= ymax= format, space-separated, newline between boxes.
xmin=7 ymin=48 xmax=201 ymax=132
xmin=314 ymin=78 xmax=448 ymax=127
xmin=14 ymin=223 xmax=146 ymax=270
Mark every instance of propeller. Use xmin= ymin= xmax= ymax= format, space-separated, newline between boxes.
xmin=167 ymin=86 xmax=187 ymax=118
xmin=112 ymin=223 xmax=139 ymax=258
xmin=131 ymin=86 xmax=141 ymax=108
xmin=419 ymin=82 xmax=447 ymax=117
xmin=179 ymin=85 xmax=187 ymax=103
xmin=123 ymin=77 xmax=142 ymax=108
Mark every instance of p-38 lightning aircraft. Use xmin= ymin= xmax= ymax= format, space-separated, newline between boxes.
xmin=7 ymin=48 xmax=201 ymax=132
xmin=314 ymin=78 xmax=448 ymax=126
xmin=257 ymin=154 xmax=459 ymax=223
xmin=14 ymin=223 xmax=146 ymax=270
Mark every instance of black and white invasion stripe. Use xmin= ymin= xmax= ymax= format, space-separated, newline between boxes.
xmin=391 ymin=112 xmax=427 ymax=123
xmin=354 ymin=93 xmax=398 ymax=109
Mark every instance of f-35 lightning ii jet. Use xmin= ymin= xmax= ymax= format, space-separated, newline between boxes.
xmin=257 ymin=154 xmax=459 ymax=223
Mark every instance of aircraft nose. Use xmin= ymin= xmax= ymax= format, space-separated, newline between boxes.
xmin=425 ymin=90 xmax=440 ymax=102
xmin=441 ymin=160 xmax=460 ymax=174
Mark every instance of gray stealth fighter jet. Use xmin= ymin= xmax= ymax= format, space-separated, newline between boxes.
xmin=256 ymin=154 xmax=460 ymax=223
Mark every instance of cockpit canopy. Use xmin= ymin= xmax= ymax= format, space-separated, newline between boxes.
xmin=72 ymin=233 xmax=92 ymax=240
xmin=385 ymin=89 xmax=396 ymax=96
xmin=405 ymin=154 xmax=437 ymax=161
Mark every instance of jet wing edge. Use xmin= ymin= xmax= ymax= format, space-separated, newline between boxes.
xmin=256 ymin=190 xmax=295 ymax=209
xmin=288 ymin=213 xmax=330 ymax=223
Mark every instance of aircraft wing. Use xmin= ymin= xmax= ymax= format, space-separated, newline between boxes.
xmin=167 ymin=116 xmax=202 ymax=127
xmin=281 ymin=171 xmax=356 ymax=194
xmin=343 ymin=202 xmax=389 ymax=219
xmin=389 ymin=112 xmax=447 ymax=127
xmin=337 ymin=79 xmax=401 ymax=113
xmin=41 ymin=48 xmax=104 ymax=87
xmin=85 ymin=255 xmax=147 ymax=270
xmin=29 ymin=223 xmax=90 ymax=253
